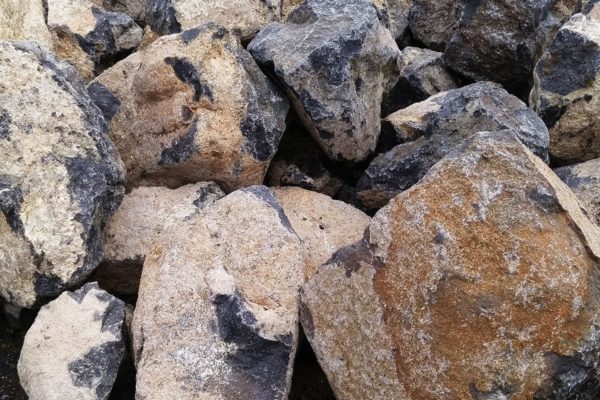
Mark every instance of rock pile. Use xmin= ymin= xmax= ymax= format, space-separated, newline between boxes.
xmin=1 ymin=0 xmax=600 ymax=399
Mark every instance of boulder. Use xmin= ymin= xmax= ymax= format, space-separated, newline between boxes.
xmin=555 ymin=158 xmax=600 ymax=226
xmin=272 ymin=187 xmax=371 ymax=279
xmin=375 ymin=0 xmax=413 ymax=42
xmin=301 ymin=130 xmax=600 ymax=399
xmin=249 ymin=0 xmax=400 ymax=162
xmin=0 ymin=41 xmax=125 ymax=308
xmin=130 ymin=186 xmax=305 ymax=399
xmin=18 ymin=283 xmax=126 ymax=400
xmin=408 ymin=0 xmax=462 ymax=51
xmin=47 ymin=0 xmax=143 ymax=81
xmin=90 ymin=24 xmax=289 ymax=191
xmin=531 ymin=13 xmax=600 ymax=165
xmin=0 ymin=0 xmax=52 ymax=48
xmin=95 ymin=0 xmax=147 ymax=25
xmin=145 ymin=0 xmax=281 ymax=41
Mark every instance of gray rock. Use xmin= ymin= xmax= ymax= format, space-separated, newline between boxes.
xmin=376 ymin=0 xmax=413 ymax=42
xmin=555 ymin=158 xmax=600 ymax=226
xmin=408 ymin=0 xmax=462 ymax=51
xmin=249 ymin=0 xmax=401 ymax=162
xmin=531 ymin=13 xmax=600 ymax=165
xmin=96 ymin=0 xmax=147 ymax=25
xmin=0 ymin=41 xmax=125 ymax=308
xmin=18 ymin=283 xmax=126 ymax=400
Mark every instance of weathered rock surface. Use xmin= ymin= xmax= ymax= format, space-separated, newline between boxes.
xmin=375 ymin=0 xmax=412 ymax=42
xmin=531 ymin=13 xmax=600 ymax=165
xmin=91 ymin=24 xmax=289 ymax=191
xmin=47 ymin=0 xmax=143 ymax=81
xmin=145 ymin=0 xmax=281 ymax=40
xmin=249 ymin=0 xmax=400 ymax=162
xmin=556 ymin=158 xmax=600 ymax=226
xmin=0 ymin=41 xmax=125 ymax=308
xmin=273 ymin=187 xmax=370 ymax=279
xmin=408 ymin=0 xmax=462 ymax=51
xmin=359 ymin=83 xmax=550 ymax=209
xmin=95 ymin=0 xmax=147 ymax=25
xmin=0 ymin=0 xmax=53 ymax=48
xmin=302 ymin=131 xmax=600 ymax=399
xmin=131 ymin=186 xmax=305 ymax=399
xmin=18 ymin=283 xmax=125 ymax=400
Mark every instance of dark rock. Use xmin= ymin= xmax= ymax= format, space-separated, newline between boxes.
xmin=555 ymin=157 xmax=600 ymax=226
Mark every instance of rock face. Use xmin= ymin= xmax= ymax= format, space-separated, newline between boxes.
xmin=145 ymin=0 xmax=281 ymax=40
xmin=91 ymin=24 xmax=289 ymax=191
xmin=249 ymin=0 xmax=400 ymax=162
xmin=273 ymin=187 xmax=370 ymax=279
xmin=0 ymin=0 xmax=53 ymax=48
xmin=376 ymin=0 xmax=413 ymax=42
xmin=18 ymin=283 xmax=126 ymax=400
xmin=555 ymin=158 xmax=600 ymax=226
xmin=0 ymin=41 xmax=125 ymax=308
xmin=130 ymin=186 xmax=305 ymax=399
xmin=47 ymin=0 xmax=143 ymax=81
xmin=531 ymin=13 xmax=600 ymax=165
xmin=301 ymin=131 xmax=600 ymax=399
xmin=97 ymin=0 xmax=147 ymax=25
xmin=359 ymin=82 xmax=550 ymax=209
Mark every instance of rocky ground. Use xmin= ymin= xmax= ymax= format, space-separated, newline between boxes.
xmin=1 ymin=0 xmax=600 ymax=399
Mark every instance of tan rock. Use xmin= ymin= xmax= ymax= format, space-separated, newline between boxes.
xmin=555 ymin=158 xmax=600 ymax=226
xmin=90 ymin=24 xmax=289 ymax=191
xmin=0 ymin=0 xmax=52 ymax=48
xmin=302 ymin=131 xmax=600 ymax=399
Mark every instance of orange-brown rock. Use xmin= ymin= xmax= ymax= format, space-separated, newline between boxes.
xmin=301 ymin=130 xmax=600 ymax=399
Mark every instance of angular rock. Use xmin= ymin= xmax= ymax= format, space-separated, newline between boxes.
xmin=531 ymin=13 xmax=600 ymax=165
xmin=48 ymin=0 xmax=143 ymax=81
xmin=301 ymin=131 xmax=600 ymax=399
xmin=249 ymin=0 xmax=400 ymax=162
xmin=555 ymin=158 xmax=600 ymax=226
xmin=0 ymin=0 xmax=53 ymax=48
xmin=18 ymin=283 xmax=125 ymax=400
xmin=0 ymin=41 xmax=125 ymax=308
xmin=95 ymin=0 xmax=147 ymax=25
xmin=145 ymin=0 xmax=280 ymax=41
xmin=91 ymin=24 xmax=289 ymax=191
xmin=272 ymin=187 xmax=371 ymax=279
xmin=408 ymin=0 xmax=462 ymax=51
xmin=375 ymin=0 xmax=413 ymax=42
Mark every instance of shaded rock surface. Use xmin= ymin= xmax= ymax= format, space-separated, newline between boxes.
xmin=95 ymin=0 xmax=147 ymax=25
xmin=91 ymin=24 xmax=289 ymax=191
xmin=249 ymin=0 xmax=400 ymax=162
xmin=302 ymin=131 xmax=600 ymax=399
xmin=375 ymin=0 xmax=413 ymax=42
xmin=0 ymin=0 xmax=52 ymax=48
xmin=18 ymin=283 xmax=126 ymax=400
xmin=0 ymin=41 xmax=125 ymax=308
xmin=555 ymin=157 xmax=600 ymax=226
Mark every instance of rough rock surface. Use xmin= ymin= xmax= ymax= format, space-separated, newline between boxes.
xmin=375 ymin=0 xmax=412 ymax=42
xmin=18 ymin=283 xmax=125 ymax=400
xmin=359 ymin=82 xmax=550 ymax=209
xmin=91 ymin=24 xmax=289 ymax=191
xmin=249 ymin=0 xmax=400 ymax=162
xmin=130 ymin=186 xmax=305 ymax=399
xmin=408 ymin=0 xmax=462 ymax=51
xmin=531 ymin=13 xmax=600 ymax=165
xmin=0 ymin=41 xmax=125 ymax=308
xmin=145 ymin=0 xmax=281 ymax=40
xmin=0 ymin=0 xmax=53 ymax=48
xmin=301 ymin=131 xmax=600 ymax=399
xmin=47 ymin=0 xmax=143 ymax=81
xmin=273 ymin=187 xmax=370 ymax=279
xmin=95 ymin=0 xmax=147 ymax=25
xmin=555 ymin=158 xmax=600 ymax=226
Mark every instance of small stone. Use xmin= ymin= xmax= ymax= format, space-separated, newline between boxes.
xmin=18 ymin=283 xmax=126 ymax=400
xmin=249 ymin=0 xmax=401 ymax=162
xmin=555 ymin=158 xmax=600 ymax=226
xmin=301 ymin=131 xmax=600 ymax=399
xmin=0 ymin=41 xmax=125 ymax=308
xmin=90 ymin=24 xmax=289 ymax=191
xmin=0 ymin=0 xmax=53 ymax=48
xmin=531 ymin=13 xmax=600 ymax=165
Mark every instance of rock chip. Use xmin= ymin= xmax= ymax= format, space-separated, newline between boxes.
xmin=18 ymin=283 xmax=125 ymax=400
xmin=0 ymin=41 xmax=125 ymax=308
xmin=90 ymin=24 xmax=289 ymax=191
xmin=301 ymin=131 xmax=600 ymax=399
xmin=0 ymin=0 xmax=53 ymax=48
xmin=531 ymin=13 xmax=600 ymax=165
xmin=555 ymin=158 xmax=600 ymax=226
xmin=47 ymin=0 xmax=143 ymax=81
xmin=249 ymin=0 xmax=400 ymax=162
xmin=130 ymin=186 xmax=305 ymax=399
xmin=145 ymin=0 xmax=281 ymax=41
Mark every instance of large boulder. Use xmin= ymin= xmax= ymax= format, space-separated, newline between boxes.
xmin=531 ymin=13 xmax=600 ymax=165
xmin=301 ymin=130 xmax=600 ymax=399
xmin=249 ymin=0 xmax=400 ymax=162
xmin=0 ymin=41 xmax=125 ymax=308
xmin=555 ymin=158 xmax=600 ymax=226
xmin=0 ymin=0 xmax=53 ymax=48
xmin=129 ymin=186 xmax=305 ymax=399
xmin=145 ymin=0 xmax=281 ymax=40
xmin=18 ymin=283 xmax=126 ymax=400
xmin=90 ymin=24 xmax=289 ymax=191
